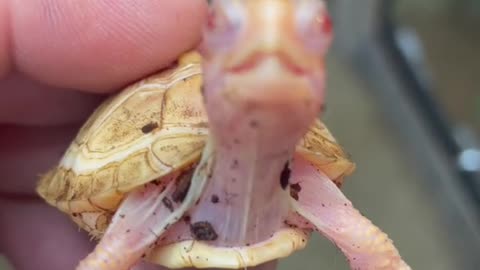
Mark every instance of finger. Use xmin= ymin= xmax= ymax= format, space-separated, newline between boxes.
xmin=8 ymin=0 xmax=208 ymax=92
xmin=0 ymin=73 xmax=104 ymax=125
xmin=0 ymin=0 xmax=9 ymax=77
xmin=0 ymin=198 xmax=94 ymax=270
xmin=0 ymin=124 xmax=79 ymax=194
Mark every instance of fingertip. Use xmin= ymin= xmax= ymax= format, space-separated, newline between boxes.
xmin=0 ymin=0 xmax=11 ymax=77
xmin=10 ymin=0 xmax=208 ymax=92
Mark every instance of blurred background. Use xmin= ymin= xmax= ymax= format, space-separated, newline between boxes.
xmin=280 ymin=0 xmax=480 ymax=269
xmin=2 ymin=0 xmax=479 ymax=269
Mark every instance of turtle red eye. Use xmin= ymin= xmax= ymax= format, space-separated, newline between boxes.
xmin=296 ymin=3 xmax=333 ymax=56
xmin=205 ymin=3 xmax=234 ymax=34
xmin=206 ymin=9 xmax=216 ymax=30
xmin=320 ymin=13 xmax=332 ymax=36
xmin=201 ymin=2 xmax=244 ymax=55
xmin=206 ymin=8 xmax=225 ymax=31
xmin=309 ymin=10 xmax=333 ymax=40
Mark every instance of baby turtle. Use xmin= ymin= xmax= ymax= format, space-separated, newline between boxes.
xmin=37 ymin=1 xmax=411 ymax=270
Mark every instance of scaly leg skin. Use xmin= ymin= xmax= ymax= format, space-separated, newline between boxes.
xmin=76 ymin=181 xmax=180 ymax=270
xmin=76 ymin=143 xmax=214 ymax=270
xmin=290 ymin=155 xmax=411 ymax=270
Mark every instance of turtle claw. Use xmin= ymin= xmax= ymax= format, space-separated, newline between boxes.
xmin=289 ymin=156 xmax=411 ymax=270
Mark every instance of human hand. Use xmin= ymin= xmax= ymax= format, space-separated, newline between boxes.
xmin=0 ymin=1 xmax=208 ymax=269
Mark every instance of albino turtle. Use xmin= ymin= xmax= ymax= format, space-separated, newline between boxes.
xmin=37 ymin=1 xmax=411 ymax=270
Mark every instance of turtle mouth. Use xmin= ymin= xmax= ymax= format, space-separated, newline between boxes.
xmin=227 ymin=52 xmax=309 ymax=75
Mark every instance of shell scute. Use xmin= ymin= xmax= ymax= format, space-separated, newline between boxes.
xmin=71 ymin=211 xmax=113 ymax=239
xmin=39 ymin=168 xmax=65 ymax=202
xmin=70 ymin=174 xmax=94 ymax=201
xmin=91 ymin=165 xmax=117 ymax=195
xmin=161 ymin=75 xmax=206 ymax=126
xmin=116 ymin=151 xmax=160 ymax=192
xmin=89 ymin=192 xmax=123 ymax=212
xmin=151 ymin=134 xmax=206 ymax=168
xmin=52 ymin=169 xmax=72 ymax=202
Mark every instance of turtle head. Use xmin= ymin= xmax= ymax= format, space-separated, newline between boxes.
xmin=200 ymin=0 xmax=332 ymax=147
xmin=200 ymin=0 xmax=332 ymax=73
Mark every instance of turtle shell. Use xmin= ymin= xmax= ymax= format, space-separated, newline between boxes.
xmin=297 ymin=119 xmax=356 ymax=187
xmin=36 ymin=51 xmax=208 ymax=234
xmin=36 ymin=50 xmax=355 ymax=238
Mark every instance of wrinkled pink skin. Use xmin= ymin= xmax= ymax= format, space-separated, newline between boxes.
xmin=76 ymin=1 xmax=411 ymax=269
xmin=76 ymin=174 xmax=183 ymax=270
xmin=289 ymin=155 xmax=412 ymax=269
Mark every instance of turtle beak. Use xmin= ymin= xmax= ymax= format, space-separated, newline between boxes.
xmin=224 ymin=14 xmax=312 ymax=76
xmin=227 ymin=51 xmax=309 ymax=76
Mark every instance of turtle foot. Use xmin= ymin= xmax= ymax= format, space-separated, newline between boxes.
xmin=288 ymin=156 xmax=412 ymax=270
xmin=75 ymin=171 xmax=197 ymax=270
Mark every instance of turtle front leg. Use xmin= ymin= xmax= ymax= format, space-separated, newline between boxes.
xmin=76 ymin=148 xmax=213 ymax=270
xmin=76 ymin=180 xmax=180 ymax=270
xmin=289 ymin=156 xmax=411 ymax=270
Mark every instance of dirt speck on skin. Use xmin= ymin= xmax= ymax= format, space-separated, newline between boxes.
xmin=211 ymin=194 xmax=219 ymax=203
xmin=173 ymin=169 xmax=193 ymax=203
xmin=290 ymin=183 xmax=301 ymax=200
xmin=320 ymin=103 xmax=327 ymax=113
xmin=162 ymin=197 xmax=174 ymax=212
xmin=190 ymin=221 xmax=218 ymax=241
xmin=231 ymin=159 xmax=239 ymax=169
xmin=280 ymin=161 xmax=291 ymax=190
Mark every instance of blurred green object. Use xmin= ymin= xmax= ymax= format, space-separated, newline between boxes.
xmin=0 ymin=255 xmax=13 ymax=270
